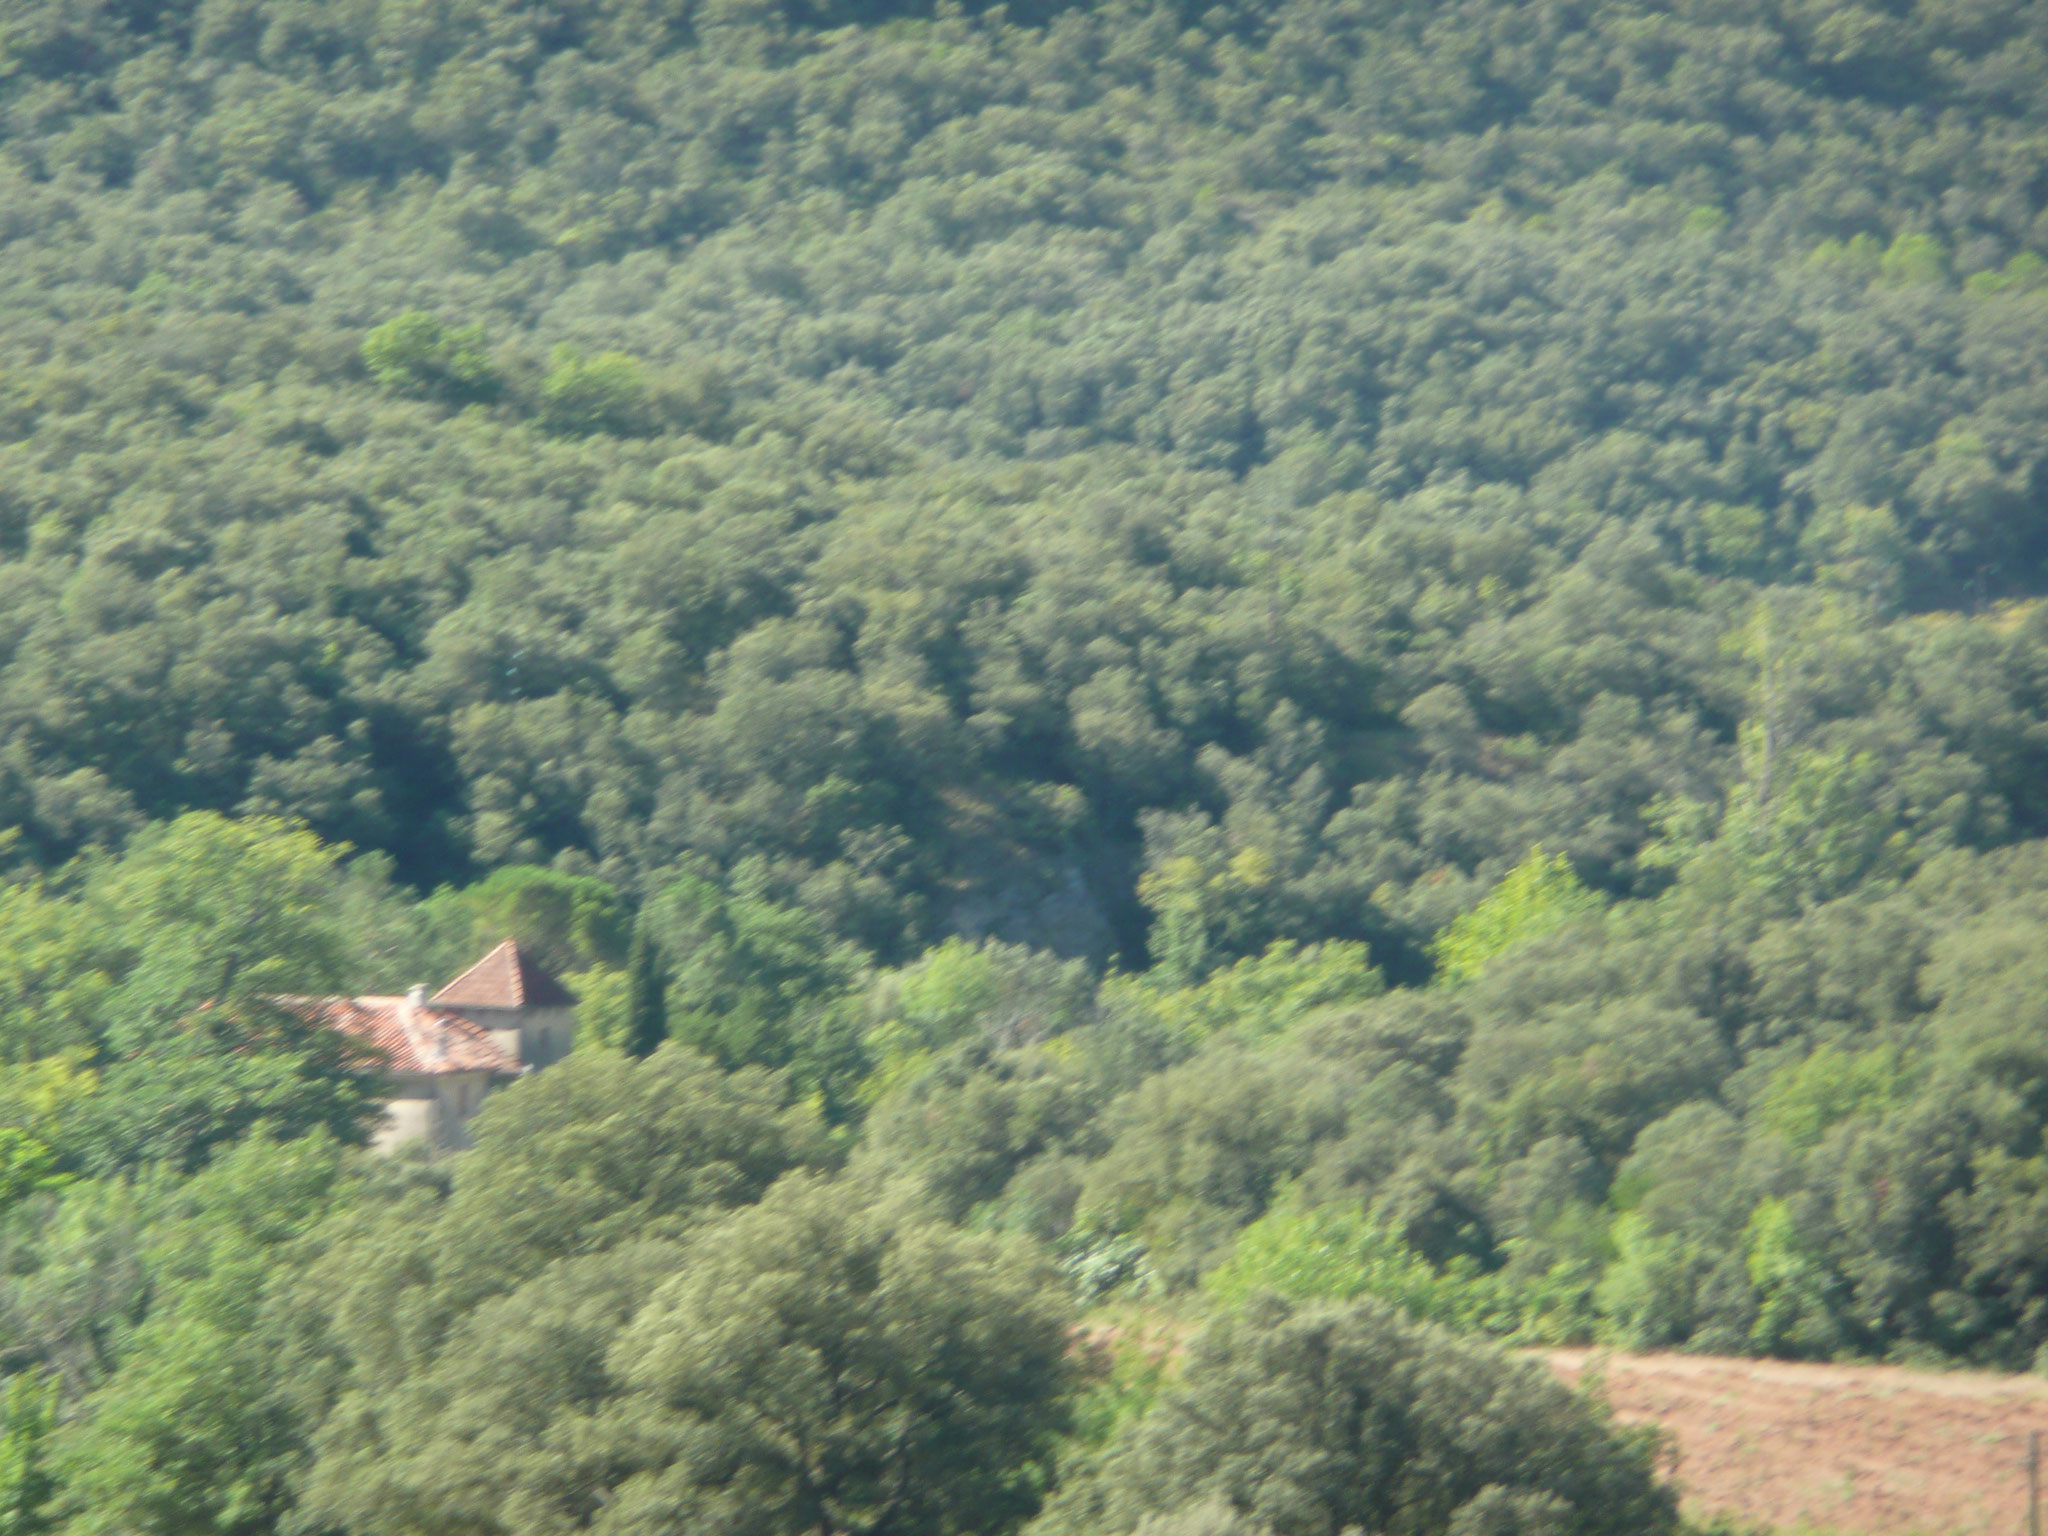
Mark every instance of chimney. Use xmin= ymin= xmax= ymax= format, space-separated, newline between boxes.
xmin=406 ymin=984 xmax=428 ymax=1008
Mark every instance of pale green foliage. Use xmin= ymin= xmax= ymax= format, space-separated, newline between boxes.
xmin=0 ymin=1060 xmax=96 ymax=1161
xmin=569 ymin=960 xmax=629 ymax=1049
xmin=1880 ymin=232 xmax=1950 ymax=286
xmin=540 ymin=345 xmax=650 ymax=436
xmin=1430 ymin=851 xmax=1601 ymax=987
xmin=1067 ymin=1315 xmax=1175 ymax=1450
xmin=1125 ymin=1499 xmax=1272 ymax=1536
xmin=1139 ymin=847 xmax=1281 ymax=987
xmin=0 ymin=1178 xmax=147 ymax=1398
xmin=1656 ymin=594 xmax=1996 ymax=911
xmin=1108 ymin=941 xmax=1385 ymax=1048
xmin=0 ymin=1136 xmax=64 ymax=1221
xmin=860 ymin=938 xmax=1096 ymax=1102
xmin=1202 ymin=1197 xmax=1517 ymax=1337
xmin=1592 ymin=1211 xmax=1700 ymax=1350
xmin=0 ymin=814 xmax=393 ymax=1174
xmin=1717 ymin=744 xmax=1914 ymax=909
xmin=1807 ymin=232 xmax=1886 ymax=278
xmin=1965 ymin=251 xmax=2048 ymax=297
xmin=0 ymin=888 xmax=114 ymax=1065
xmin=86 ymin=813 xmax=356 ymax=1038
xmin=361 ymin=312 xmax=500 ymax=403
xmin=48 ymin=1135 xmax=346 ymax=1536
xmin=1742 ymin=1197 xmax=1844 ymax=1357
xmin=1756 ymin=1045 xmax=1908 ymax=1151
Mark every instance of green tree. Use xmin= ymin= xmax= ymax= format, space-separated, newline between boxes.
xmin=1202 ymin=1197 xmax=1517 ymax=1337
xmin=1033 ymin=1294 xmax=1677 ymax=1536
xmin=0 ymin=1134 xmax=65 ymax=1220
xmin=606 ymin=1173 xmax=1076 ymax=1536
xmin=1430 ymin=849 xmax=1602 ymax=987
xmin=69 ymin=815 xmax=384 ymax=1173
xmin=361 ymin=312 xmax=501 ymax=403
xmin=857 ymin=937 xmax=1097 ymax=1104
xmin=1075 ymin=1044 xmax=1356 ymax=1286
xmin=418 ymin=865 xmax=631 ymax=979
xmin=642 ymin=869 xmax=868 ymax=1118
xmin=539 ymin=345 xmax=650 ymax=436
xmin=0 ymin=1374 xmax=56 ymax=1536
xmin=1108 ymin=941 xmax=1384 ymax=1050
xmin=622 ymin=917 xmax=668 ymax=1059
xmin=281 ymin=1041 xmax=826 ymax=1450
xmin=48 ymin=1134 xmax=347 ymax=1536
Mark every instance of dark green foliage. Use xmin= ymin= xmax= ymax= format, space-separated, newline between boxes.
xmin=622 ymin=917 xmax=668 ymax=1058
xmin=643 ymin=867 xmax=870 ymax=1116
xmin=276 ymin=1046 xmax=828 ymax=1534
xmin=1033 ymin=1293 xmax=1677 ymax=1536
xmin=0 ymin=0 xmax=2042 ymax=977
xmin=7 ymin=0 xmax=2048 ymax=1530
xmin=289 ymin=1171 xmax=1072 ymax=1536
xmin=418 ymin=864 xmax=632 ymax=979
xmin=418 ymin=1044 xmax=826 ymax=1292
xmin=601 ymin=1174 xmax=1076 ymax=1536
xmin=0 ymin=1373 xmax=55 ymax=1536
xmin=0 ymin=814 xmax=396 ymax=1176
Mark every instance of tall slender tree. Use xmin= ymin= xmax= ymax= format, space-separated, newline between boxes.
xmin=623 ymin=918 xmax=669 ymax=1059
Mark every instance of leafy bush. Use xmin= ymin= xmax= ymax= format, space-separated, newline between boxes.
xmin=1033 ymin=1294 xmax=1679 ymax=1536
xmin=538 ymin=345 xmax=652 ymax=436
xmin=1202 ymin=1197 xmax=1520 ymax=1337
xmin=361 ymin=312 xmax=501 ymax=404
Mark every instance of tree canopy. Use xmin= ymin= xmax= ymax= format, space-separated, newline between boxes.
xmin=5 ymin=0 xmax=2048 ymax=1529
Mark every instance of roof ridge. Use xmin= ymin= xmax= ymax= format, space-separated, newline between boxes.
xmin=432 ymin=938 xmax=577 ymax=1010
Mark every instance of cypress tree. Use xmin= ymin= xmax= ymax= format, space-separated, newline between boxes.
xmin=624 ymin=919 xmax=669 ymax=1059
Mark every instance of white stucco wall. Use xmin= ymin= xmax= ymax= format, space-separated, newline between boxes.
xmin=372 ymin=1070 xmax=500 ymax=1150
xmin=373 ymin=1079 xmax=438 ymax=1151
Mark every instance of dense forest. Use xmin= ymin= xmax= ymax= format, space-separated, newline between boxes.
xmin=4 ymin=0 xmax=2048 ymax=1527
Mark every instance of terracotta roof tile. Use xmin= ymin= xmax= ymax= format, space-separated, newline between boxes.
xmin=432 ymin=939 xmax=577 ymax=1010
xmin=285 ymin=995 xmax=519 ymax=1077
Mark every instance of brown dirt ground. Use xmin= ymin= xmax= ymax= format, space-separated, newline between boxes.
xmin=1545 ymin=1349 xmax=2048 ymax=1535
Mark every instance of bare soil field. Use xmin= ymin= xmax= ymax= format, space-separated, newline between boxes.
xmin=1546 ymin=1349 xmax=2048 ymax=1536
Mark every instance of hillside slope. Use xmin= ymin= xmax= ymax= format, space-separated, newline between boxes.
xmin=2 ymin=0 xmax=2047 ymax=971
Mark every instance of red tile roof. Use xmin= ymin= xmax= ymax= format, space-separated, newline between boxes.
xmin=286 ymin=995 xmax=519 ymax=1077
xmin=432 ymin=939 xmax=577 ymax=1010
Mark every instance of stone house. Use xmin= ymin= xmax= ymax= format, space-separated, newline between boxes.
xmin=290 ymin=939 xmax=578 ymax=1151
xmin=432 ymin=938 xmax=579 ymax=1071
